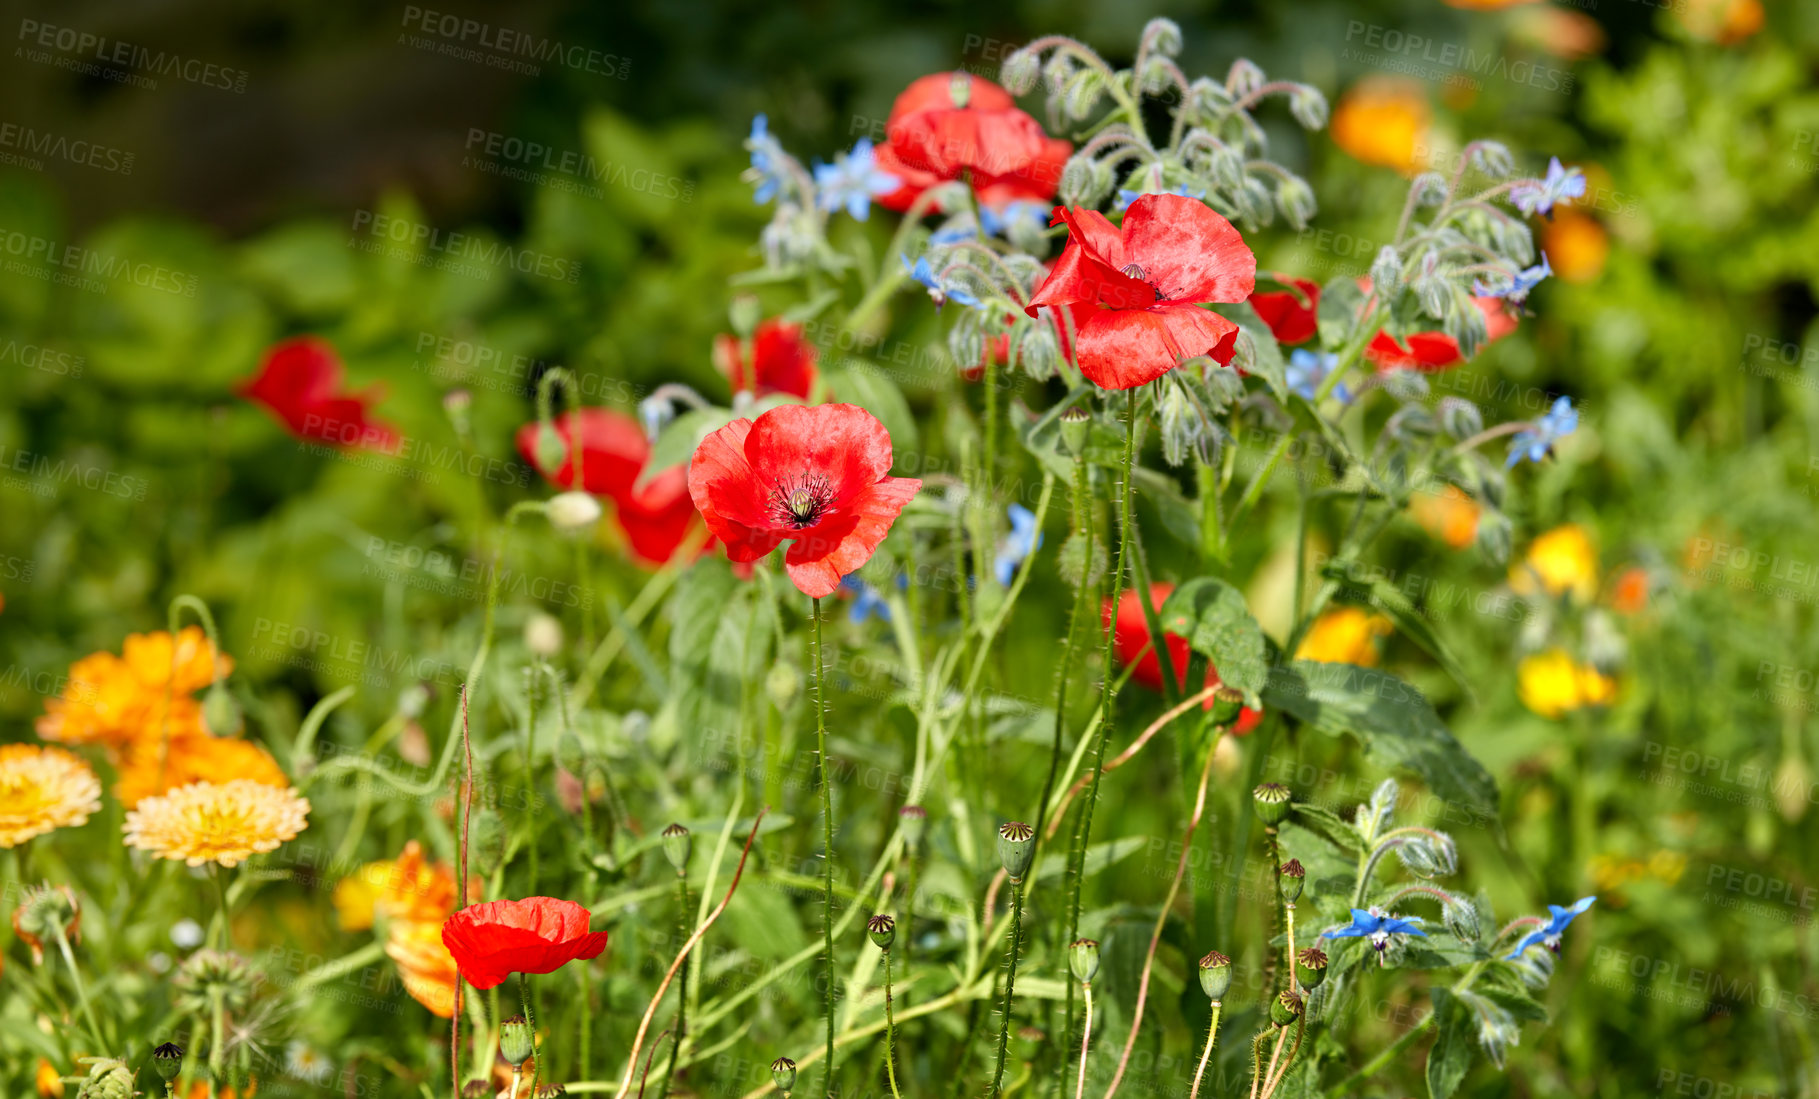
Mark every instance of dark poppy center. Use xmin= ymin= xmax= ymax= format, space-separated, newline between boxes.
xmin=1119 ymin=262 xmax=1165 ymax=304
xmin=771 ymin=474 xmax=836 ymax=529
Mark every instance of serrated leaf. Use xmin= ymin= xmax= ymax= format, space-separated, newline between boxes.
xmin=1158 ymin=577 xmax=1268 ymax=699
xmin=1426 ymin=987 xmax=1473 ymax=1099
xmin=1262 ymin=661 xmax=1499 ymax=819
xmin=1475 ymin=985 xmax=1549 ymax=1024
xmin=1289 ymin=801 xmax=1365 ymax=855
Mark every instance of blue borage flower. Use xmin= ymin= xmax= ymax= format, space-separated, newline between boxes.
xmin=1324 ymin=907 xmax=1427 ymax=963
xmin=1287 ymin=348 xmax=1350 ymax=404
xmin=1510 ymin=157 xmax=1586 ymax=219
xmin=813 ymin=138 xmax=900 ymax=221
xmin=1115 ymin=184 xmax=1206 ymax=212
xmin=979 ymin=201 xmax=1049 ymax=238
xmin=1474 ymin=255 xmax=1552 ymax=304
xmin=746 ymin=114 xmax=789 ymax=205
xmin=1506 ymin=395 xmax=1578 ymax=468
xmin=901 ymin=254 xmax=981 ymax=309
xmin=840 ymin=575 xmax=892 ymax=624
xmin=1505 ymin=895 xmax=1595 ymax=959
xmin=992 ymin=504 xmax=1042 ymax=587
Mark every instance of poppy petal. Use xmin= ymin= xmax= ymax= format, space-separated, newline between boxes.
xmin=1073 ymin=306 xmax=1240 ymax=390
xmin=782 ymin=476 xmax=922 ymax=598
xmin=745 ymin=402 xmax=895 ymax=501
xmin=1249 ymin=277 xmax=1321 ymax=344
xmin=1120 ymin=194 xmax=1256 ymax=305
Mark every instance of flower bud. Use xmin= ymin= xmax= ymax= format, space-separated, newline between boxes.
xmin=867 ymin=914 xmax=896 ymax=950
xmin=1069 ymin=938 xmax=1100 ymax=984
xmin=771 ymin=1057 xmax=798 ymax=1092
xmin=1470 ymin=140 xmax=1515 ymax=178
xmin=1274 ymin=174 xmax=1317 ymax=232
xmin=1288 ymin=85 xmax=1329 ymax=131
xmin=152 ymin=1043 xmax=185 ymax=1082
xmin=1370 ymin=246 xmax=1403 ymax=300
xmin=525 ymin=611 xmax=565 ymax=658
xmin=996 ymin=821 xmax=1037 ymax=883
xmin=1211 ymin=686 xmax=1245 ymax=728
xmin=1252 ymin=783 xmax=1292 ymax=826
xmin=1270 ymin=989 xmax=1304 ymax=1027
xmin=1225 ymin=58 xmax=1264 ymax=97
xmin=12 ymin=882 xmax=79 ymax=964
xmin=898 ymin=804 xmax=928 ymax=849
xmin=546 ymin=491 xmax=603 ymax=533
xmin=1141 ymin=17 xmax=1184 ymax=57
xmin=1000 ymin=49 xmax=1040 ymax=95
xmin=1279 ymin=859 xmax=1305 ymax=904
xmin=1444 ymin=898 xmax=1481 ymax=943
xmin=1197 ymin=950 xmax=1232 ymax=1001
xmin=500 ymin=1013 xmax=535 ymax=1067
xmin=729 ymin=294 xmax=762 ymax=337
xmin=661 ymin=823 xmax=692 ymax=872
xmin=202 ymin=682 xmax=242 ymax=737
xmin=533 ymin=423 xmax=568 ymax=477
xmin=463 ymin=1082 xmax=492 ymax=1099
xmin=1059 ymin=407 xmax=1091 ymax=458
xmin=1294 ymin=947 xmax=1328 ymax=990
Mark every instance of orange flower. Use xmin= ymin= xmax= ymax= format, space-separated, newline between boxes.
xmin=1511 ymin=524 xmax=1598 ymax=602
xmin=1295 ymin=608 xmax=1393 ymax=667
xmin=386 ymin=917 xmax=460 ymax=1017
xmin=1674 ymin=0 xmax=1764 ymax=44
xmin=1410 ymin=485 xmax=1481 ymax=549
xmin=1512 ymin=7 xmax=1607 ymax=60
xmin=1442 ymin=0 xmax=1538 ymax=7
xmin=36 ymin=1058 xmax=63 ymax=1098
xmin=113 ymin=727 xmax=289 ymax=808
xmin=1609 ymin=566 xmax=1650 ymax=614
xmin=0 ymin=745 xmax=102 ymax=847
xmin=1543 ymin=210 xmax=1608 ymax=283
xmin=38 ymin=628 xmax=229 ymax=754
xmin=336 ymin=841 xmax=471 ymax=1017
xmin=1331 ymin=79 xmax=1429 ymax=173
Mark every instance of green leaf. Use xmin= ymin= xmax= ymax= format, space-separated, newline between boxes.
xmin=1426 ymin=988 xmax=1474 ymax=1099
xmin=1034 ymin=836 xmax=1147 ymax=883
xmin=1317 ymin=276 xmax=1367 ymax=350
xmin=1157 ymin=577 xmax=1268 ymax=699
xmin=1226 ymin=302 xmax=1288 ymax=403
xmin=1320 ymin=561 xmax=1476 ymax=700
xmin=1289 ymin=801 xmax=1366 ymax=856
xmin=636 ymin=406 xmax=735 ymax=491
xmin=1262 ymin=661 xmax=1499 ymax=819
xmin=825 ymin=362 xmax=920 ymax=462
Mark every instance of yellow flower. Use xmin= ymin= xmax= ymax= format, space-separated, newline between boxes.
xmin=1330 ymin=79 xmax=1430 ymax=173
xmin=1675 ymin=0 xmax=1764 ymax=44
xmin=336 ymin=841 xmax=469 ymax=1017
xmin=1511 ymin=524 xmax=1598 ymax=602
xmin=0 ymin=745 xmax=102 ymax=847
xmin=113 ymin=727 xmax=290 ymax=808
xmin=1295 ymin=608 xmax=1393 ymax=667
xmin=38 ymin=627 xmax=230 ymax=754
xmin=36 ymin=1057 xmax=63 ymax=1098
xmin=332 ymin=860 xmax=395 ymax=932
xmin=1518 ymin=648 xmax=1617 ymax=718
xmin=1543 ymin=210 xmax=1608 ymax=283
xmin=1409 ymin=485 xmax=1481 ymax=549
xmin=123 ymin=780 xmax=309 ymax=868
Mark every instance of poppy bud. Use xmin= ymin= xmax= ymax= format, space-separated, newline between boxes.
xmin=867 ymin=914 xmax=896 ymax=950
xmin=1069 ymin=939 xmax=1100 ymax=984
xmin=546 ymin=491 xmax=602 ymax=533
xmin=532 ymin=423 xmax=568 ymax=477
xmin=661 ymin=823 xmax=692 ymax=872
xmin=500 ymin=1013 xmax=535 ymax=1067
xmin=152 ymin=1043 xmax=184 ymax=1082
xmin=1252 ymin=783 xmax=1292 ymax=826
xmin=898 ymin=805 xmax=927 ymax=849
xmin=1059 ymin=407 xmax=1091 ymax=458
xmin=1197 ymin=950 xmax=1232 ymax=1001
xmin=996 ymin=821 xmax=1036 ymax=883
xmin=202 ymin=683 xmax=242 ymax=737
xmin=1294 ymin=947 xmax=1328 ymax=990
xmin=1270 ymin=989 xmax=1303 ymax=1027
xmin=1279 ymin=859 xmax=1305 ymax=903
xmin=729 ymin=294 xmax=761 ymax=338
xmin=526 ymin=612 xmax=565 ymax=658
xmin=771 ymin=1057 xmax=797 ymax=1092
xmin=1210 ymin=686 xmax=1245 ymax=727
xmin=536 ymin=1086 xmax=567 ymax=1098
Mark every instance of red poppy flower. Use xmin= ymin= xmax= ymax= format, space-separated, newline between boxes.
xmin=1365 ymin=296 xmax=1518 ymax=371
xmin=974 ymin=136 xmax=1073 ymax=206
xmin=714 ymin=318 xmax=819 ymax=400
xmin=1026 ymin=195 xmax=1256 ymax=390
xmin=1249 ymin=276 xmax=1321 ymax=345
xmin=1104 ymin=583 xmax=1263 ymax=734
xmin=874 ymin=73 xmax=1064 ymax=213
xmin=687 ymin=403 xmax=921 ymax=598
xmin=441 ymin=897 xmax=609 ymax=990
xmin=239 ymin=337 xmax=399 ymax=450
xmin=516 ymin=409 xmax=699 ymax=565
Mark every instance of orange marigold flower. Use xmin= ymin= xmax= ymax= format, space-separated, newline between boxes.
xmin=38 ymin=627 xmax=230 ymax=753
xmin=1609 ymin=566 xmax=1650 ymax=614
xmin=386 ymin=916 xmax=461 ymax=1017
xmin=1294 ymin=608 xmax=1393 ymax=667
xmin=1675 ymin=0 xmax=1764 ymax=44
xmin=337 ymin=840 xmax=471 ymax=1017
xmin=1410 ymin=485 xmax=1481 ymax=549
xmin=1543 ymin=210 xmax=1608 ymax=283
xmin=0 ymin=745 xmax=102 ymax=847
xmin=123 ymin=780 xmax=309 ymax=868
xmin=113 ymin=728 xmax=289 ymax=808
xmin=1330 ymin=79 xmax=1430 ymax=173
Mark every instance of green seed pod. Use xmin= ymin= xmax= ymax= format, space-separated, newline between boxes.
xmin=1295 ymin=947 xmax=1328 ymax=990
xmin=1270 ymin=989 xmax=1304 ymax=1027
xmin=1279 ymin=859 xmax=1305 ymax=904
xmin=996 ymin=821 xmax=1037 ymax=883
xmin=898 ymin=805 xmax=928 ymax=849
xmin=867 ymin=914 xmax=896 ymax=950
xmin=661 ymin=823 xmax=692 ymax=872
xmin=1210 ymin=686 xmax=1245 ymax=727
xmin=500 ymin=1013 xmax=535 ymax=1067
xmin=1252 ymin=783 xmax=1292 ymax=826
xmin=201 ymin=683 xmax=242 ymax=737
xmin=1197 ymin=950 xmax=1233 ymax=1001
xmin=151 ymin=1043 xmax=185 ymax=1082
xmin=1059 ymin=407 xmax=1092 ymax=458
xmin=1069 ymin=938 xmax=1101 ymax=984
xmin=771 ymin=1057 xmax=798 ymax=1092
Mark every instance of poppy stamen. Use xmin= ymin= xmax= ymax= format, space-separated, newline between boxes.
xmin=771 ymin=473 xmax=836 ymax=528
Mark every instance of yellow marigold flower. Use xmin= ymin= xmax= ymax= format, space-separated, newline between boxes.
xmin=337 ymin=840 xmax=470 ymax=1016
xmin=1330 ymin=79 xmax=1429 ymax=173
xmin=1518 ymin=648 xmax=1616 ymax=718
xmin=113 ymin=728 xmax=289 ymax=808
xmin=123 ymin=780 xmax=309 ymax=868
xmin=0 ymin=744 xmax=102 ymax=847
xmin=1542 ymin=209 xmax=1608 ymax=283
xmin=333 ymin=860 xmax=396 ymax=932
xmin=38 ymin=627 xmax=230 ymax=753
xmin=1295 ymin=607 xmax=1393 ymax=667
xmin=1409 ymin=485 xmax=1481 ymax=549
xmin=1511 ymin=523 xmax=1598 ymax=602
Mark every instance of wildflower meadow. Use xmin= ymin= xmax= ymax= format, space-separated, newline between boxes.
xmin=1 ymin=2 xmax=1814 ymax=1098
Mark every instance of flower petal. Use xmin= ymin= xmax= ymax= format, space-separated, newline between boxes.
xmin=1120 ymin=194 xmax=1256 ymax=305
xmin=1073 ymin=305 xmax=1240 ymax=390
xmin=746 ymin=403 xmax=896 ymax=502
xmin=783 ymin=476 xmax=921 ymax=598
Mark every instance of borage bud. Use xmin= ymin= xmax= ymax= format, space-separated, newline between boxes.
xmin=545 ymin=491 xmax=602 ymax=533
xmin=1252 ymin=783 xmax=1292 ymax=826
xmin=1279 ymin=859 xmax=1305 ymax=904
xmin=898 ymin=804 xmax=928 ymax=849
xmin=661 ymin=823 xmax=692 ymax=872
xmin=867 ymin=914 xmax=896 ymax=950
xmin=1058 ymin=406 xmax=1092 ymax=458
xmin=1070 ymin=939 xmax=1100 ymax=984
xmin=500 ymin=1013 xmax=535 ymax=1067
xmin=1294 ymin=947 xmax=1328 ymax=990
xmin=1270 ymin=989 xmax=1304 ymax=1027
xmin=771 ymin=1057 xmax=798 ymax=1092
xmin=1444 ymin=898 xmax=1481 ymax=943
xmin=1000 ymin=49 xmax=1040 ymax=96
xmin=1211 ymin=686 xmax=1245 ymax=728
xmin=152 ymin=1043 xmax=185 ymax=1082
xmin=1197 ymin=949 xmax=1233 ymax=1001
xmin=526 ymin=612 xmax=565 ymax=658
xmin=996 ymin=821 xmax=1037 ymax=883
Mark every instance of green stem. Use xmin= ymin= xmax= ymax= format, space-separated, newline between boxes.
xmin=524 ymin=665 xmax=540 ymax=897
xmin=520 ymin=973 xmax=540 ymax=1096
xmin=1329 ymin=1014 xmax=1432 ymax=1095
xmin=988 ymin=880 xmax=1026 ymax=1096
xmin=52 ymin=924 xmax=106 ymax=1051
xmin=209 ymin=988 xmax=225 ymax=1099
xmin=813 ymin=596 xmax=837 ymax=1098
xmin=658 ymin=874 xmax=691 ymax=1099
xmin=1075 ymin=983 xmax=1095 ymax=1099
xmin=211 ymin=864 xmax=233 ymax=950
xmin=882 ymin=949 xmax=902 ymax=1099
xmin=1049 ymin=452 xmax=1094 ymax=1099
xmin=1188 ymin=1003 xmax=1222 ymax=1099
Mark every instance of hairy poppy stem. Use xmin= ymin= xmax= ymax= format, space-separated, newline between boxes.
xmin=812 ymin=596 xmax=837 ymax=1097
xmin=657 ymin=874 xmax=691 ymax=1099
xmin=987 ymin=879 xmax=1025 ymax=1096
xmin=882 ymin=948 xmax=902 ymax=1099
xmin=1075 ymin=982 xmax=1094 ymax=1099
xmin=1187 ymin=1002 xmax=1222 ymax=1099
